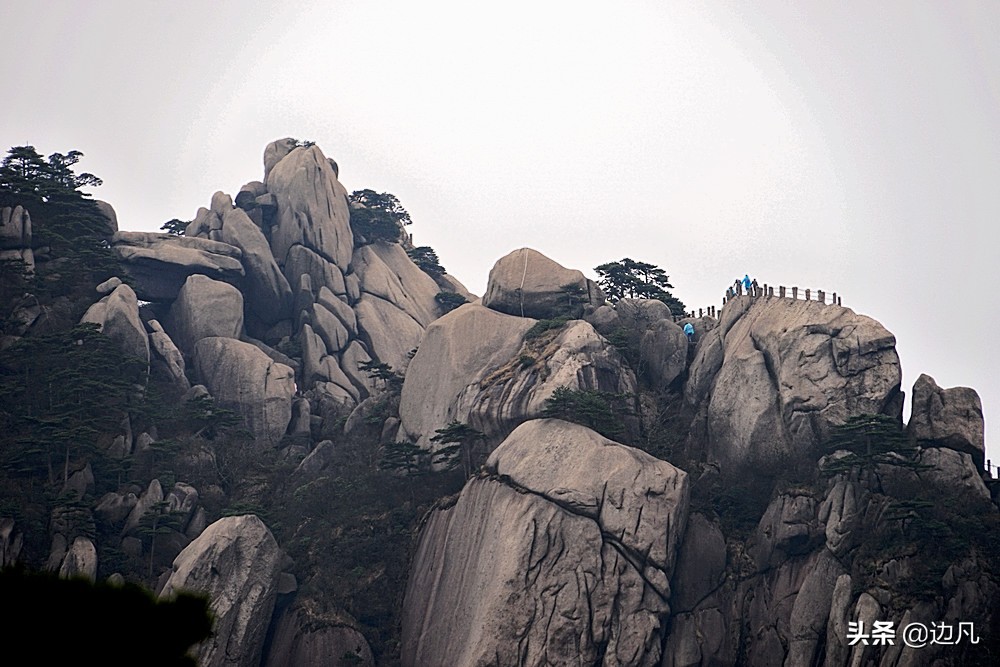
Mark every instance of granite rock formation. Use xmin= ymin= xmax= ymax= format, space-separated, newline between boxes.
xmin=402 ymin=419 xmax=689 ymax=666
xmin=159 ymin=515 xmax=284 ymax=667
xmin=684 ymin=295 xmax=903 ymax=469
xmin=482 ymin=247 xmax=605 ymax=319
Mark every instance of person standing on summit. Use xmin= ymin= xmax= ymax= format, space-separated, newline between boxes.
xmin=742 ymin=274 xmax=752 ymax=293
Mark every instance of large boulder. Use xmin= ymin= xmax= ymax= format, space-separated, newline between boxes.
xmin=263 ymin=137 xmax=298 ymax=181
xmin=148 ymin=319 xmax=190 ymax=392
xmin=482 ymin=247 xmax=604 ymax=319
xmin=352 ymin=242 xmax=440 ymax=326
xmin=353 ymin=295 xmax=425 ymax=373
xmin=93 ymin=199 xmax=118 ymax=236
xmin=350 ymin=242 xmax=443 ymax=370
xmin=80 ymin=283 xmax=150 ymax=365
xmin=684 ymin=296 xmax=902 ymax=470
xmin=193 ymin=338 xmax=295 ymax=446
xmin=639 ymin=318 xmax=688 ymax=389
xmin=265 ymin=144 xmax=353 ymax=270
xmin=159 ymin=515 xmax=283 ymax=667
xmin=220 ymin=207 xmax=292 ymax=324
xmin=168 ymin=275 xmax=244 ymax=353
xmin=907 ymin=373 xmax=985 ymax=467
xmin=58 ymin=537 xmax=97 ymax=581
xmin=263 ymin=603 xmax=374 ymax=667
xmin=402 ymin=419 xmax=688 ymax=667
xmin=111 ymin=231 xmax=244 ymax=301
xmin=398 ymin=304 xmax=635 ymax=452
xmin=283 ymin=244 xmax=347 ymax=300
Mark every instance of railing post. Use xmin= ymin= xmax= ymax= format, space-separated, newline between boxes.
xmin=779 ymin=286 xmax=786 ymax=298
xmin=832 ymin=292 xmax=837 ymax=306
xmin=805 ymin=288 xmax=811 ymax=301
xmin=792 ymin=287 xmax=798 ymax=299
xmin=698 ymin=308 xmax=703 ymax=317
xmin=768 ymin=286 xmax=774 ymax=297
xmin=818 ymin=290 xmax=825 ymax=304
xmin=837 ymin=296 xmax=842 ymax=306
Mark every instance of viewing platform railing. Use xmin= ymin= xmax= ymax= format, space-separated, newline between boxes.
xmin=672 ymin=283 xmax=844 ymax=322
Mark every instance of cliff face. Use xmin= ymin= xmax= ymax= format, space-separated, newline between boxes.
xmin=1 ymin=139 xmax=996 ymax=667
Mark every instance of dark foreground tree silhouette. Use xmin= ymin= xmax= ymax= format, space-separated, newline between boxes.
xmin=0 ymin=567 xmax=212 ymax=666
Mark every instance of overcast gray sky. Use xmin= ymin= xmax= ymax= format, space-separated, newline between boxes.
xmin=3 ymin=1 xmax=997 ymax=463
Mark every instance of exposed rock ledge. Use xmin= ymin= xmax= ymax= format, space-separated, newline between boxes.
xmin=401 ymin=419 xmax=689 ymax=667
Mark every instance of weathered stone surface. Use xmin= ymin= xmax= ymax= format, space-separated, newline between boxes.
xmin=266 ymin=144 xmax=353 ymax=269
xmin=165 ymin=482 xmax=200 ymax=532
xmin=784 ymin=549 xmax=846 ymax=667
xmin=917 ymin=447 xmax=990 ymax=503
xmin=397 ymin=303 xmax=535 ymax=446
xmin=111 ymin=231 xmax=244 ymax=301
xmin=263 ymin=137 xmax=298 ymax=181
xmin=1 ymin=518 xmax=23 ymax=568
xmin=183 ymin=206 xmax=211 ymax=238
xmin=288 ymin=397 xmax=311 ymax=436
xmin=639 ymin=319 xmax=688 ymax=389
xmin=264 ymin=603 xmax=374 ymax=667
xmin=615 ymin=298 xmax=672 ymax=330
xmin=436 ymin=272 xmax=476 ymax=302
xmin=352 ymin=242 xmax=441 ymax=326
xmin=0 ymin=205 xmax=31 ymax=250
xmin=817 ymin=478 xmax=863 ymax=558
xmin=220 ymin=207 xmax=292 ymax=324
xmin=670 ymin=513 xmax=727 ymax=613
xmin=95 ymin=491 xmax=138 ymax=527
xmin=404 ymin=420 xmax=686 ymax=667
xmin=490 ymin=419 xmax=688 ymax=571
xmin=299 ymin=323 xmax=357 ymax=401
xmin=339 ymin=340 xmax=377 ymax=400
xmin=159 ymin=515 xmax=283 ymax=667
xmin=748 ymin=492 xmax=821 ymax=570
xmin=81 ymin=283 xmax=150 ymax=364
xmin=307 ymin=302 xmax=349 ymax=353
xmin=354 ymin=294 xmax=425 ymax=373
xmin=482 ymin=247 xmax=604 ymax=319
xmin=678 ymin=315 xmax=718 ymax=342
xmin=282 ymin=244 xmax=347 ymax=299
xmin=399 ymin=304 xmax=635 ymax=452
xmin=62 ymin=463 xmax=94 ymax=500
xmin=123 ymin=479 xmax=164 ymax=535
xmin=168 ymin=275 xmax=243 ymax=353
xmin=93 ymin=199 xmax=118 ymax=236
xmin=0 ymin=204 xmax=34 ymax=273
xmin=316 ymin=286 xmax=356 ymax=336
xmin=148 ymin=319 xmax=190 ymax=392
xmin=661 ymin=607 xmax=730 ymax=667
xmin=290 ymin=440 xmax=337 ymax=482
xmin=684 ymin=296 xmax=902 ymax=470
xmin=908 ymin=373 xmax=985 ymax=466
xmin=58 ymin=537 xmax=98 ymax=581
xmin=96 ymin=276 xmax=122 ymax=294
xmin=194 ymin=337 xmax=295 ymax=445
